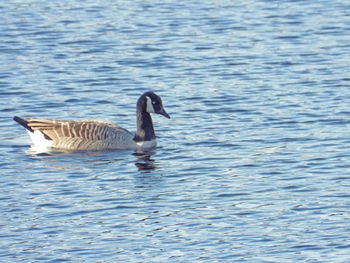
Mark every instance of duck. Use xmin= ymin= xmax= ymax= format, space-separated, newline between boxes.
xmin=13 ymin=92 xmax=170 ymax=151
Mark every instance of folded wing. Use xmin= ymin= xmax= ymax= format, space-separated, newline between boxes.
xmin=18 ymin=117 xmax=134 ymax=150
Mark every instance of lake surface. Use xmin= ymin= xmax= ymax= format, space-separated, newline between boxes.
xmin=1 ymin=0 xmax=350 ymax=262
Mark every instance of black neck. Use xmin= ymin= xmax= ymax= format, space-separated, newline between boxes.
xmin=133 ymin=101 xmax=156 ymax=142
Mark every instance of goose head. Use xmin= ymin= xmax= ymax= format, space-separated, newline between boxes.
xmin=134 ymin=92 xmax=170 ymax=143
xmin=140 ymin=92 xmax=170 ymax=119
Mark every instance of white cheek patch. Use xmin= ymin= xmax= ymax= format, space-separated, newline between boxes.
xmin=146 ymin=96 xmax=155 ymax=113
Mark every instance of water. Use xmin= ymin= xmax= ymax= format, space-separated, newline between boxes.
xmin=1 ymin=0 xmax=350 ymax=261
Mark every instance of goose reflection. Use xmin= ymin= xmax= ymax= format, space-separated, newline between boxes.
xmin=26 ymin=144 xmax=159 ymax=171
xmin=134 ymin=150 xmax=157 ymax=171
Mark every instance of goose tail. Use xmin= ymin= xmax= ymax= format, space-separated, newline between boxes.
xmin=14 ymin=116 xmax=53 ymax=149
xmin=13 ymin=116 xmax=34 ymax=132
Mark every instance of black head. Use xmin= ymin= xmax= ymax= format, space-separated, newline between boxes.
xmin=141 ymin=92 xmax=170 ymax=119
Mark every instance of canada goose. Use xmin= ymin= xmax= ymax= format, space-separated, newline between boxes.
xmin=13 ymin=92 xmax=170 ymax=151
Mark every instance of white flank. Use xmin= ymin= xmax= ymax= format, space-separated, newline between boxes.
xmin=27 ymin=130 xmax=53 ymax=149
xmin=146 ymin=96 xmax=155 ymax=113
xmin=136 ymin=139 xmax=157 ymax=150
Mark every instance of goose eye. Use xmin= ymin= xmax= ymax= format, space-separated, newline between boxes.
xmin=152 ymin=101 xmax=157 ymax=105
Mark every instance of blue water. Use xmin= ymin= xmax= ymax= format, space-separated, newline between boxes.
xmin=1 ymin=0 xmax=350 ymax=262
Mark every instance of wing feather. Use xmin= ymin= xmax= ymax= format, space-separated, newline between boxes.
xmin=23 ymin=118 xmax=133 ymax=149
